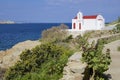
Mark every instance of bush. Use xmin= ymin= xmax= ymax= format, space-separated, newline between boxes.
xmin=80 ymin=35 xmax=111 ymax=80
xmin=114 ymin=17 xmax=120 ymax=33
xmin=63 ymin=35 xmax=73 ymax=43
xmin=41 ymin=24 xmax=69 ymax=43
xmin=116 ymin=23 xmax=120 ymax=31
xmin=117 ymin=46 xmax=120 ymax=51
xmin=4 ymin=43 xmax=73 ymax=80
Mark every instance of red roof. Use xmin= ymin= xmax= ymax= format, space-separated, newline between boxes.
xmin=83 ymin=15 xmax=97 ymax=19
xmin=74 ymin=15 xmax=98 ymax=19
xmin=74 ymin=16 xmax=77 ymax=19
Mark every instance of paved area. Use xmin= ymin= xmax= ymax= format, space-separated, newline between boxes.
xmin=103 ymin=40 xmax=120 ymax=80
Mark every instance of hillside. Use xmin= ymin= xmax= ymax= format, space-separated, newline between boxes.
xmin=0 ymin=24 xmax=120 ymax=80
xmin=106 ymin=18 xmax=120 ymax=27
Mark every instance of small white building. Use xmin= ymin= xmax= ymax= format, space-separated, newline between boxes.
xmin=72 ymin=12 xmax=105 ymax=31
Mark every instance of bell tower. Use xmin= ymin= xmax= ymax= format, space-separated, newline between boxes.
xmin=77 ymin=11 xmax=83 ymax=20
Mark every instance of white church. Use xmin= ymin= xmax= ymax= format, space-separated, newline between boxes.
xmin=71 ymin=12 xmax=105 ymax=31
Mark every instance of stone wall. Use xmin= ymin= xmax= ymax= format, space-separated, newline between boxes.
xmin=60 ymin=52 xmax=87 ymax=80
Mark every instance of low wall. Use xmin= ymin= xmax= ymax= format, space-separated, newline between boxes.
xmin=67 ymin=29 xmax=85 ymax=38
xmin=98 ymin=33 xmax=120 ymax=44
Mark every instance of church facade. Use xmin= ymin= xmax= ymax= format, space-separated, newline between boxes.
xmin=72 ymin=12 xmax=105 ymax=31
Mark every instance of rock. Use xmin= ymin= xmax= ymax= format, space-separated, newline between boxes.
xmin=74 ymin=73 xmax=83 ymax=80
xmin=0 ymin=60 xmax=2 ymax=64
xmin=68 ymin=62 xmax=87 ymax=74
xmin=60 ymin=75 xmax=75 ymax=80
xmin=60 ymin=52 xmax=87 ymax=80
xmin=68 ymin=52 xmax=82 ymax=62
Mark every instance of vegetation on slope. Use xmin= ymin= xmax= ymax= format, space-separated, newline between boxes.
xmin=4 ymin=24 xmax=73 ymax=80
xmin=115 ymin=23 xmax=120 ymax=32
xmin=113 ymin=17 xmax=120 ymax=33
xmin=4 ymin=23 xmax=119 ymax=80
xmin=4 ymin=43 xmax=73 ymax=80
xmin=106 ymin=17 xmax=120 ymax=26
xmin=117 ymin=46 xmax=120 ymax=51
xmin=80 ymin=31 xmax=120 ymax=80
xmin=41 ymin=24 xmax=69 ymax=43
xmin=76 ymin=34 xmax=112 ymax=80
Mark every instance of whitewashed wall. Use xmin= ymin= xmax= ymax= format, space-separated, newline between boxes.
xmin=83 ymin=19 xmax=97 ymax=30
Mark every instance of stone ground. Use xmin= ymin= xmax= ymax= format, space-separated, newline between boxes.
xmin=60 ymin=52 xmax=87 ymax=80
xmin=103 ymin=40 xmax=120 ymax=80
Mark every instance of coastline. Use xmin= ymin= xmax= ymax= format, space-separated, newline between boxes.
xmin=0 ymin=40 xmax=40 ymax=69
xmin=0 ymin=21 xmax=15 ymax=24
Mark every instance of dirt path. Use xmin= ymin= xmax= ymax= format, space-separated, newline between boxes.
xmin=103 ymin=40 xmax=120 ymax=80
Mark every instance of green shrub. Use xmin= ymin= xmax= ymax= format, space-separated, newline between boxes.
xmin=112 ymin=23 xmax=120 ymax=33
xmin=80 ymin=35 xmax=111 ymax=80
xmin=117 ymin=46 xmax=120 ymax=51
xmin=63 ymin=35 xmax=73 ymax=42
xmin=4 ymin=43 xmax=73 ymax=80
xmin=116 ymin=23 xmax=120 ymax=31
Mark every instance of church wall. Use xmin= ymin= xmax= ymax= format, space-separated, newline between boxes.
xmin=96 ymin=15 xmax=105 ymax=29
xmin=83 ymin=19 xmax=98 ymax=30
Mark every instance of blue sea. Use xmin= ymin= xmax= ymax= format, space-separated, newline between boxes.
xmin=0 ymin=23 xmax=71 ymax=50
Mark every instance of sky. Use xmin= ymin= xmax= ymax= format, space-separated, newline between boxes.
xmin=0 ymin=0 xmax=120 ymax=23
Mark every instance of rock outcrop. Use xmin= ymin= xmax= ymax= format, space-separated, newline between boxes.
xmin=0 ymin=40 xmax=40 ymax=69
xmin=60 ymin=52 xmax=87 ymax=80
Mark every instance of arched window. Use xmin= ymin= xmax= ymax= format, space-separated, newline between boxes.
xmin=79 ymin=23 xmax=81 ymax=30
xmin=73 ymin=23 xmax=76 ymax=29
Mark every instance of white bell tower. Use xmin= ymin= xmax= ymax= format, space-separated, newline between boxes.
xmin=77 ymin=11 xmax=83 ymax=20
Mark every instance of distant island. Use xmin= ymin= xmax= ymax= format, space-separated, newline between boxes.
xmin=0 ymin=21 xmax=15 ymax=24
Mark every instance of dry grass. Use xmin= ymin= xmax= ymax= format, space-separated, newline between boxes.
xmin=85 ymin=30 xmax=113 ymax=38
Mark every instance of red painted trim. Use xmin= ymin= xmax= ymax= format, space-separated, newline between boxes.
xmin=74 ymin=15 xmax=97 ymax=19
